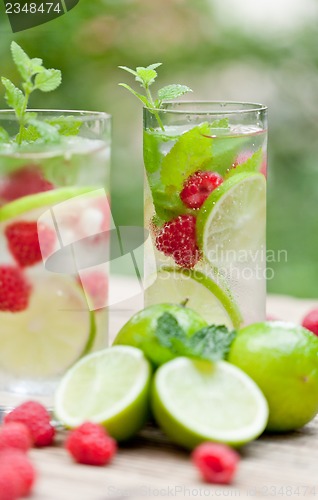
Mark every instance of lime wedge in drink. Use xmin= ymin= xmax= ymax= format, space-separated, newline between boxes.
xmin=0 ymin=186 xmax=98 ymax=222
xmin=0 ymin=276 xmax=95 ymax=378
xmin=196 ymin=172 xmax=266 ymax=265
xmin=152 ymin=357 xmax=268 ymax=449
xmin=146 ymin=267 xmax=242 ymax=329
xmin=54 ymin=346 xmax=152 ymax=441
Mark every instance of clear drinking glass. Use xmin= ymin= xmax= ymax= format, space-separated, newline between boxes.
xmin=0 ymin=110 xmax=111 ymax=412
xmin=143 ymin=102 xmax=267 ymax=329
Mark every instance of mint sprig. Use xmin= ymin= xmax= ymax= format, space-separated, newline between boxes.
xmin=119 ymin=63 xmax=192 ymax=130
xmin=1 ymin=42 xmax=80 ymax=147
xmin=155 ymin=312 xmax=236 ymax=363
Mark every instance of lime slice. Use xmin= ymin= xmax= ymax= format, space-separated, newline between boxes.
xmin=54 ymin=346 xmax=152 ymax=441
xmin=152 ymin=357 xmax=268 ymax=449
xmin=0 ymin=276 xmax=95 ymax=378
xmin=196 ymin=172 xmax=266 ymax=263
xmin=146 ymin=267 xmax=242 ymax=329
xmin=0 ymin=186 xmax=97 ymax=222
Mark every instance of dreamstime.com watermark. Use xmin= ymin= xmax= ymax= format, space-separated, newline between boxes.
xmin=104 ymin=483 xmax=317 ymax=498
xmin=37 ymin=189 xmax=288 ymax=311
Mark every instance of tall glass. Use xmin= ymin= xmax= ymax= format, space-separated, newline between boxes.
xmin=144 ymin=102 xmax=267 ymax=329
xmin=0 ymin=110 xmax=111 ymax=412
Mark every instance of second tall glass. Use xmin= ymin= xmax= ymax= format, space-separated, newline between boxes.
xmin=143 ymin=102 xmax=267 ymax=329
xmin=0 ymin=110 xmax=111 ymax=411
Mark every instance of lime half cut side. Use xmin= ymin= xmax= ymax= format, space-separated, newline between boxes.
xmin=0 ymin=186 xmax=98 ymax=222
xmin=54 ymin=346 xmax=152 ymax=441
xmin=146 ymin=267 xmax=242 ymax=329
xmin=152 ymin=357 xmax=268 ymax=449
xmin=196 ymin=172 xmax=266 ymax=265
xmin=0 ymin=276 xmax=95 ymax=378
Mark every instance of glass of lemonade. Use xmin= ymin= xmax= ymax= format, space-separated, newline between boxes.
xmin=0 ymin=110 xmax=111 ymax=412
xmin=144 ymin=102 xmax=267 ymax=329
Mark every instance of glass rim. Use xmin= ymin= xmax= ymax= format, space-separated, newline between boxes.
xmin=144 ymin=100 xmax=267 ymax=115
xmin=0 ymin=109 xmax=111 ymax=122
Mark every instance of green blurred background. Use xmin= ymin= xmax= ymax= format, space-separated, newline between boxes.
xmin=0 ymin=0 xmax=317 ymax=298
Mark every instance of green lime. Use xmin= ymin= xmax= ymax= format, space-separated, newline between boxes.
xmin=228 ymin=322 xmax=318 ymax=432
xmin=196 ymin=172 xmax=266 ymax=264
xmin=152 ymin=357 xmax=268 ymax=449
xmin=54 ymin=346 xmax=152 ymax=441
xmin=0 ymin=276 xmax=96 ymax=378
xmin=0 ymin=186 xmax=97 ymax=222
xmin=145 ymin=268 xmax=242 ymax=329
xmin=113 ymin=303 xmax=207 ymax=367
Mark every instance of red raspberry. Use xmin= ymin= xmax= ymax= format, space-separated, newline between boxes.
xmin=0 ymin=423 xmax=32 ymax=453
xmin=302 ymin=309 xmax=318 ymax=336
xmin=4 ymin=401 xmax=55 ymax=447
xmin=180 ymin=170 xmax=223 ymax=209
xmin=66 ymin=422 xmax=117 ymax=466
xmin=155 ymin=214 xmax=201 ymax=269
xmin=0 ymin=449 xmax=36 ymax=497
xmin=192 ymin=442 xmax=239 ymax=484
xmin=79 ymin=271 xmax=108 ymax=310
xmin=0 ymin=165 xmax=54 ymax=203
xmin=0 ymin=466 xmax=19 ymax=500
xmin=5 ymin=221 xmax=56 ymax=267
xmin=0 ymin=265 xmax=31 ymax=313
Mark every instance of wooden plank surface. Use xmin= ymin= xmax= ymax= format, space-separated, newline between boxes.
xmin=2 ymin=276 xmax=318 ymax=499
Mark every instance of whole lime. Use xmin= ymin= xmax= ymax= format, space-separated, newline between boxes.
xmin=113 ymin=303 xmax=207 ymax=367
xmin=228 ymin=321 xmax=318 ymax=432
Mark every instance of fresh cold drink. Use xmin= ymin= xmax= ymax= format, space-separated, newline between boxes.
xmin=143 ymin=102 xmax=267 ymax=329
xmin=0 ymin=111 xmax=111 ymax=409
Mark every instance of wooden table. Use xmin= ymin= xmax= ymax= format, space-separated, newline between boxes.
xmin=4 ymin=277 xmax=318 ymax=499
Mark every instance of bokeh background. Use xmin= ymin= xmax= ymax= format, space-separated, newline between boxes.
xmin=0 ymin=0 xmax=317 ymax=298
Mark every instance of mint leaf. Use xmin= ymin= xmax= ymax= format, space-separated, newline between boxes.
xmin=155 ymin=312 xmax=185 ymax=348
xmin=118 ymin=66 xmax=138 ymax=77
xmin=0 ymin=127 xmax=10 ymax=143
xmin=158 ymin=84 xmax=192 ymax=102
xmin=1 ymin=78 xmax=25 ymax=118
xmin=118 ymin=83 xmax=150 ymax=107
xmin=46 ymin=116 xmax=82 ymax=136
xmin=181 ymin=325 xmax=236 ymax=362
xmin=34 ymin=69 xmax=61 ymax=92
xmin=225 ymin=148 xmax=263 ymax=178
xmin=135 ymin=66 xmax=159 ymax=87
xmin=155 ymin=313 xmax=236 ymax=362
xmin=210 ymin=118 xmax=229 ymax=129
xmin=11 ymin=42 xmax=30 ymax=80
xmin=25 ymin=119 xmax=60 ymax=143
xmin=161 ymin=123 xmax=212 ymax=189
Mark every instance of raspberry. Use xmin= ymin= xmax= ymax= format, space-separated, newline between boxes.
xmin=155 ymin=214 xmax=201 ymax=268
xmin=0 ymin=466 xmax=19 ymax=500
xmin=0 ymin=423 xmax=32 ymax=453
xmin=180 ymin=170 xmax=223 ymax=209
xmin=5 ymin=221 xmax=56 ymax=267
xmin=66 ymin=422 xmax=117 ymax=466
xmin=0 ymin=265 xmax=31 ymax=312
xmin=0 ymin=449 xmax=36 ymax=497
xmin=302 ymin=309 xmax=318 ymax=336
xmin=192 ymin=442 xmax=239 ymax=484
xmin=79 ymin=271 xmax=108 ymax=310
xmin=0 ymin=165 xmax=54 ymax=203
xmin=4 ymin=401 xmax=55 ymax=447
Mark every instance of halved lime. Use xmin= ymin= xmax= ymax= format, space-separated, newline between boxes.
xmin=196 ymin=172 xmax=266 ymax=265
xmin=146 ymin=267 xmax=242 ymax=329
xmin=0 ymin=276 xmax=95 ymax=378
xmin=54 ymin=346 xmax=152 ymax=441
xmin=0 ymin=186 xmax=97 ymax=222
xmin=152 ymin=357 xmax=268 ymax=449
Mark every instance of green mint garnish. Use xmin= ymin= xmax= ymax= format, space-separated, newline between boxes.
xmin=118 ymin=63 xmax=192 ymax=130
xmin=210 ymin=118 xmax=230 ymax=129
xmin=160 ymin=122 xmax=212 ymax=188
xmin=155 ymin=312 xmax=236 ymax=363
xmin=1 ymin=42 xmax=80 ymax=147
